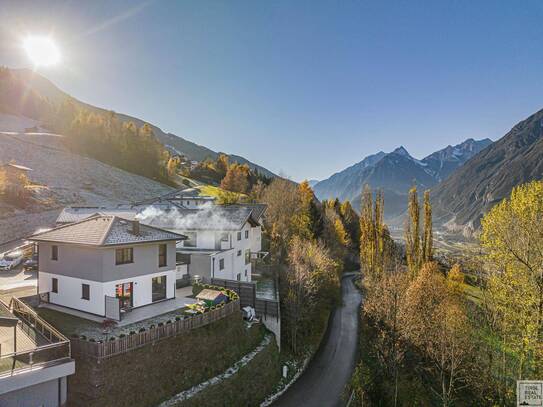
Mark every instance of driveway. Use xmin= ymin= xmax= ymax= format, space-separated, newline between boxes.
xmin=274 ymin=272 xmax=362 ymax=407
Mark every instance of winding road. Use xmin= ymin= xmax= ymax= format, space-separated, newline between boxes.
xmin=274 ymin=272 xmax=362 ymax=407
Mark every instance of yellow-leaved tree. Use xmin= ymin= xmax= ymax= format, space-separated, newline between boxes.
xmin=480 ymin=180 xmax=543 ymax=380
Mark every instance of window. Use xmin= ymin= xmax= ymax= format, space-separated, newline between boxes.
xmin=158 ymin=244 xmax=167 ymax=267
xmin=237 ymin=273 xmax=241 ymax=281
xmin=244 ymin=269 xmax=247 ymax=277
xmin=52 ymin=278 xmax=58 ymax=293
xmin=186 ymin=201 xmax=190 ymax=206
xmin=116 ymin=248 xmax=133 ymax=265
xmin=245 ymin=230 xmax=249 ymax=239
xmin=176 ymin=252 xmax=191 ymax=265
xmin=82 ymin=284 xmax=90 ymax=300
xmin=184 ymin=232 xmax=197 ymax=248
xmin=219 ymin=258 xmax=225 ymax=270
xmin=245 ymin=249 xmax=251 ymax=265
xmin=237 ymin=231 xmax=241 ymax=241
xmin=220 ymin=232 xmax=229 ymax=242
xmin=152 ymin=276 xmax=167 ymax=302
xmin=237 ymin=250 xmax=241 ymax=256
xmin=51 ymin=245 xmax=58 ymax=261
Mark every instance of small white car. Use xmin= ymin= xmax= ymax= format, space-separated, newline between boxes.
xmin=0 ymin=251 xmax=24 ymax=271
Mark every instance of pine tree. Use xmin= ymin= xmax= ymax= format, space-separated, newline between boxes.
xmin=422 ymin=190 xmax=433 ymax=263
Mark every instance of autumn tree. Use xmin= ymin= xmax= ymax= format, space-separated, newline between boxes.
xmin=220 ymin=163 xmax=250 ymax=194
xmin=480 ymin=180 xmax=543 ymax=381
xmin=405 ymin=186 xmax=422 ymax=277
xmin=283 ymin=236 xmax=340 ymax=354
xmin=422 ymin=190 xmax=433 ymax=263
xmin=360 ymin=185 xmax=376 ymax=276
xmin=401 ymin=262 xmax=473 ymax=406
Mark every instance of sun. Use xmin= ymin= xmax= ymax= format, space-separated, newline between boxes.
xmin=23 ymin=36 xmax=61 ymax=67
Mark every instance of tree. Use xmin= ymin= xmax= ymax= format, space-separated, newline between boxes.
xmin=360 ymin=185 xmax=376 ymax=276
xmin=283 ymin=236 xmax=339 ymax=354
xmin=401 ymin=262 xmax=472 ymax=406
xmin=364 ymin=268 xmax=409 ymax=407
xmin=339 ymin=200 xmax=360 ymax=248
xmin=480 ymin=181 xmax=543 ymax=381
xmin=405 ymin=186 xmax=421 ymax=277
xmin=220 ymin=163 xmax=250 ymax=193
xmin=422 ymin=190 xmax=433 ymax=263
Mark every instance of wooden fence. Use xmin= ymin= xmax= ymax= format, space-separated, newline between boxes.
xmin=71 ymin=299 xmax=240 ymax=360
xmin=209 ymin=278 xmax=279 ymax=320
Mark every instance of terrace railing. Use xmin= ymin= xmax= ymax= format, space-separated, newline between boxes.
xmin=71 ymin=298 xmax=240 ymax=360
xmin=0 ymin=298 xmax=71 ymax=377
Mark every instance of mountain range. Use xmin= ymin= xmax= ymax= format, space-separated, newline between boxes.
xmin=3 ymin=68 xmax=276 ymax=178
xmin=432 ymin=108 xmax=543 ymax=232
xmin=313 ymin=138 xmax=492 ymax=218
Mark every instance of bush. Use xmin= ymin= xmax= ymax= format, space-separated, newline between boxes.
xmin=129 ymin=331 xmax=136 ymax=335
xmin=139 ymin=327 xmax=146 ymax=333
xmin=119 ymin=334 xmax=126 ymax=338
xmin=109 ymin=337 xmax=116 ymax=342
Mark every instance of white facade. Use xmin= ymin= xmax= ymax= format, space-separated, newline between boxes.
xmin=177 ymin=221 xmax=256 ymax=282
xmin=37 ymin=241 xmax=177 ymax=317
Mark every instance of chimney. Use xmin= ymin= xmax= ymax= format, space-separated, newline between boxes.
xmin=132 ymin=220 xmax=140 ymax=236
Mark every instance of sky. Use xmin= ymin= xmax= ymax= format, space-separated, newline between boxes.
xmin=1 ymin=1 xmax=543 ymax=181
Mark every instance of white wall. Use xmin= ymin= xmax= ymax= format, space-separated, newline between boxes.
xmin=40 ymin=270 xmax=176 ymax=316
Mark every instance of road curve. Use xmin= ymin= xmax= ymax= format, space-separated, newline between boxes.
xmin=273 ymin=272 xmax=362 ymax=407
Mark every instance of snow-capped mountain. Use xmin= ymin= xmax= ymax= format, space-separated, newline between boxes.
xmin=312 ymin=138 xmax=492 ymax=217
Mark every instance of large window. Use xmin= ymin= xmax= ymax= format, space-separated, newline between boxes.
xmin=219 ymin=232 xmax=229 ymax=242
xmin=237 ymin=231 xmax=242 ymax=241
xmin=51 ymin=245 xmax=58 ymax=261
xmin=81 ymin=284 xmax=90 ymax=300
xmin=158 ymin=244 xmax=167 ymax=267
xmin=176 ymin=253 xmax=191 ymax=265
xmin=52 ymin=278 xmax=58 ymax=293
xmin=219 ymin=258 xmax=225 ymax=270
xmin=116 ymin=248 xmax=133 ymax=265
xmin=184 ymin=232 xmax=197 ymax=248
xmin=152 ymin=276 xmax=167 ymax=302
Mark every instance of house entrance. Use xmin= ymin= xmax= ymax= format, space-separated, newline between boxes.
xmin=115 ymin=282 xmax=133 ymax=310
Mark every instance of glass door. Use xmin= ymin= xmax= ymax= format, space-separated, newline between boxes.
xmin=115 ymin=282 xmax=133 ymax=310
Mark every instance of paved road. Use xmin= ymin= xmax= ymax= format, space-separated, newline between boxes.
xmin=274 ymin=272 xmax=362 ymax=407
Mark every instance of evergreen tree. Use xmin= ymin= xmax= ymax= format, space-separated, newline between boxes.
xmin=360 ymin=184 xmax=375 ymax=276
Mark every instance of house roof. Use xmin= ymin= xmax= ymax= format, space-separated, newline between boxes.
xmin=224 ymin=203 xmax=267 ymax=221
xmin=56 ymin=206 xmax=137 ymax=224
xmin=196 ymin=289 xmax=226 ymax=301
xmin=1 ymin=163 xmax=33 ymax=172
xmin=134 ymin=188 xmax=216 ymax=206
xmin=143 ymin=205 xmax=258 ymax=231
xmin=30 ymin=215 xmax=186 ymax=247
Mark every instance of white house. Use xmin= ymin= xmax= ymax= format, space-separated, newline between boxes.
xmin=141 ymin=204 xmax=263 ymax=282
xmin=30 ymin=215 xmax=185 ymax=318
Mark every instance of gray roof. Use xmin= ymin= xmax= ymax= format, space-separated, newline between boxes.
xmin=56 ymin=206 xmax=137 ymax=224
xmin=135 ymin=188 xmax=216 ymax=206
xmin=0 ymin=301 xmax=18 ymax=327
xmin=224 ymin=203 xmax=267 ymax=221
xmin=30 ymin=215 xmax=185 ymax=246
xmin=141 ymin=205 xmax=258 ymax=231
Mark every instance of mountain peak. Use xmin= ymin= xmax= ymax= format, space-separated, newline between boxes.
xmin=391 ymin=146 xmax=411 ymax=157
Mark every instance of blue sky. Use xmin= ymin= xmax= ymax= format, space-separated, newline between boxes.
xmin=1 ymin=1 xmax=543 ymax=181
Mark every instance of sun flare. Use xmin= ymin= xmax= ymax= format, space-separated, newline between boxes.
xmin=23 ymin=36 xmax=61 ymax=67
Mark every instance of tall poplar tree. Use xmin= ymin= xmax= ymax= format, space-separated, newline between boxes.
xmin=360 ymin=184 xmax=376 ymax=276
xmin=405 ymin=186 xmax=421 ymax=277
xmin=422 ymin=190 xmax=433 ymax=263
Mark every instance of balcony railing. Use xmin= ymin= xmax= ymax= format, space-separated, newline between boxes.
xmin=0 ymin=298 xmax=71 ymax=377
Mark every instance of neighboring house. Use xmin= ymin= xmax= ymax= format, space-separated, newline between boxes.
xmin=0 ymin=298 xmax=74 ymax=407
xmin=0 ymin=162 xmax=32 ymax=200
xmin=29 ymin=215 xmax=185 ymax=318
xmin=145 ymin=205 xmax=262 ymax=282
xmin=54 ymin=190 xmax=267 ymax=284
xmin=55 ymin=206 xmax=137 ymax=226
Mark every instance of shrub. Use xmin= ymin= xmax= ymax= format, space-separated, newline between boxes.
xmin=109 ymin=337 xmax=116 ymax=342
xmin=175 ymin=316 xmax=181 ymax=321
xmin=139 ymin=327 xmax=146 ymax=333
xmin=129 ymin=331 xmax=136 ymax=335
xmin=119 ymin=334 xmax=126 ymax=338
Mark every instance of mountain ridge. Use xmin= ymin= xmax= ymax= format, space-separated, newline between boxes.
xmin=7 ymin=68 xmax=276 ymax=178
xmin=313 ymin=138 xmax=492 ymax=217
